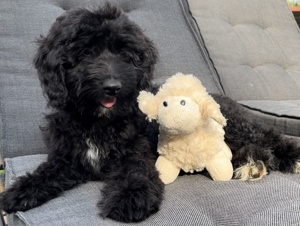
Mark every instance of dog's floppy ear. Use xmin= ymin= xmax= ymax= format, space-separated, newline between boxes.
xmin=35 ymin=7 xmax=97 ymax=110
xmin=33 ymin=23 xmax=70 ymax=109
xmin=133 ymin=42 xmax=158 ymax=90
xmin=119 ymin=19 xmax=159 ymax=90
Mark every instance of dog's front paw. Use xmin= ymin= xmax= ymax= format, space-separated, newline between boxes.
xmin=0 ymin=187 xmax=38 ymax=213
xmin=0 ymin=174 xmax=50 ymax=213
xmin=234 ymin=159 xmax=267 ymax=181
xmin=99 ymin=177 xmax=163 ymax=222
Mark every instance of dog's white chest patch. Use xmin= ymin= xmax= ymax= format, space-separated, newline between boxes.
xmin=86 ymin=139 xmax=101 ymax=170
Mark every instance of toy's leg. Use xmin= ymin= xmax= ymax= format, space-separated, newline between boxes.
xmin=206 ymin=154 xmax=233 ymax=181
xmin=155 ymin=156 xmax=181 ymax=184
xmin=222 ymin=142 xmax=232 ymax=160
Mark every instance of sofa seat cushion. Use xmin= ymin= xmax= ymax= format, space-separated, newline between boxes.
xmin=238 ymin=100 xmax=300 ymax=136
xmin=185 ymin=0 xmax=300 ymax=101
xmin=239 ymin=100 xmax=300 ymax=118
xmin=5 ymin=155 xmax=300 ymax=225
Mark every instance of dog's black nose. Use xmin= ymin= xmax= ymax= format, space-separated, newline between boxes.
xmin=103 ymin=79 xmax=122 ymax=95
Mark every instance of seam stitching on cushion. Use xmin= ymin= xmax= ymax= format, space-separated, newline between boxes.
xmin=239 ymin=103 xmax=300 ymax=120
xmin=178 ymin=0 xmax=225 ymax=95
xmin=0 ymin=93 xmax=6 ymax=160
xmin=4 ymin=158 xmax=15 ymax=187
xmin=16 ymin=212 xmax=31 ymax=226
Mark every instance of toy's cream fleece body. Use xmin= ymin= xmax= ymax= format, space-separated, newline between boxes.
xmin=158 ymin=117 xmax=231 ymax=173
xmin=138 ymin=73 xmax=233 ymax=184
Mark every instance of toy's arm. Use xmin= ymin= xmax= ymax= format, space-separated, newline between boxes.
xmin=137 ymin=91 xmax=159 ymax=121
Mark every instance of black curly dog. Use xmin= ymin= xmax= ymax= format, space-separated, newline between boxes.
xmin=1 ymin=3 xmax=300 ymax=223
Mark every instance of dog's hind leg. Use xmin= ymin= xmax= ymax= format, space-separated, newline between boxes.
xmin=212 ymin=94 xmax=300 ymax=181
xmin=231 ymin=131 xmax=300 ymax=181
xmin=231 ymin=144 xmax=269 ymax=181
xmin=0 ymin=158 xmax=87 ymax=213
xmin=269 ymin=133 xmax=300 ymax=174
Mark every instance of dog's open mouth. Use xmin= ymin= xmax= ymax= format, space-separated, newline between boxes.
xmin=100 ymin=97 xmax=116 ymax=108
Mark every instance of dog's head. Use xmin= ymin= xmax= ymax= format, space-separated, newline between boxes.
xmin=34 ymin=3 xmax=158 ymax=119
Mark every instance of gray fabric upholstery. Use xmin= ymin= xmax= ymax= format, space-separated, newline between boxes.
xmin=186 ymin=0 xmax=300 ymax=101
xmin=239 ymin=102 xmax=300 ymax=136
xmin=1 ymin=0 xmax=300 ymax=225
xmin=239 ymin=100 xmax=300 ymax=118
xmin=185 ymin=0 xmax=300 ymax=136
xmin=5 ymin=155 xmax=300 ymax=226
xmin=238 ymin=100 xmax=300 ymax=136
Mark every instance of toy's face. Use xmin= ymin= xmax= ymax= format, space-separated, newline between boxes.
xmin=158 ymin=96 xmax=200 ymax=135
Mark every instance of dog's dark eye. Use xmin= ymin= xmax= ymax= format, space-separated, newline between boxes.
xmin=180 ymin=100 xmax=186 ymax=106
xmin=163 ymin=101 xmax=168 ymax=107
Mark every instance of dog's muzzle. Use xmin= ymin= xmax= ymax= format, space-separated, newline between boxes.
xmin=100 ymin=79 xmax=122 ymax=108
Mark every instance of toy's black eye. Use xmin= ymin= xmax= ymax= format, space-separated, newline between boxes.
xmin=180 ymin=100 xmax=186 ymax=106
xmin=163 ymin=101 xmax=168 ymax=107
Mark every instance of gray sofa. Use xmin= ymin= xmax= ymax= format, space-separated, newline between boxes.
xmin=1 ymin=0 xmax=300 ymax=225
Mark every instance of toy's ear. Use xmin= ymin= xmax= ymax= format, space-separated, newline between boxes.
xmin=137 ymin=91 xmax=159 ymax=121
xmin=201 ymin=96 xmax=227 ymax=126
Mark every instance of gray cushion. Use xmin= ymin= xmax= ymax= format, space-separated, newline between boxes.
xmin=239 ymin=100 xmax=300 ymax=119
xmin=183 ymin=0 xmax=300 ymax=136
xmin=238 ymin=100 xmax=300 ymax=136
xmin=186 ymin=0 xmax=300 ymax=101
xmin=5 ymin=155 xmax=300 ymax=225
xmin=242 ymin=107 xmax=300 ymax=136
xmin=0 ymin=0 xmax=222 ymax=159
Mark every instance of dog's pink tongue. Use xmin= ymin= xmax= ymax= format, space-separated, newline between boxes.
xmin=101 ymin=97 xmax=116 ymax=108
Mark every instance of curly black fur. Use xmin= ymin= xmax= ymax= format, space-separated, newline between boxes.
xmin=0 ymin=4 xmax=163 ymax=223
xmin=212 ymin=94 xmax=300 ymax=175
xmin=1 ymin=3 xmax=300 ymax=223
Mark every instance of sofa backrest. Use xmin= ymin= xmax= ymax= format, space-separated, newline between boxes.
xmin=185 ymin=0 xmax=300 ymax=101
xmin=0 ymin=0 xmax=221 ymax=159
